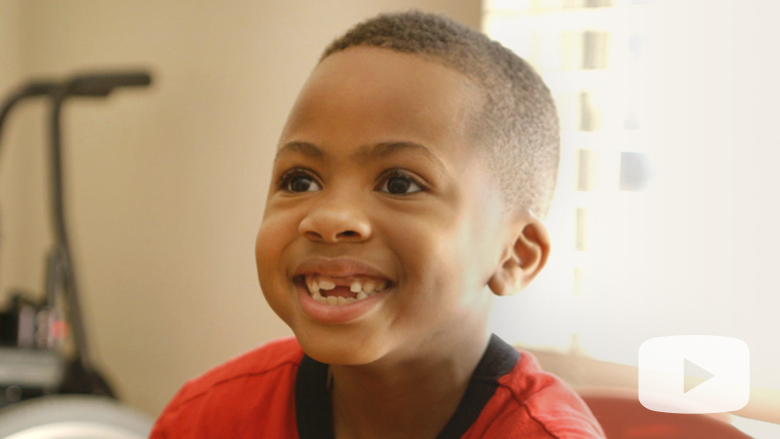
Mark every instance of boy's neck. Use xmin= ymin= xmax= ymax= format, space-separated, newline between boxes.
xmin=329 ymin=331 xmax=492 ymax=439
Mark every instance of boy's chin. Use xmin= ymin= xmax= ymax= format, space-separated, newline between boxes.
xmin=294 ymin=330 xmax=389 ymax=366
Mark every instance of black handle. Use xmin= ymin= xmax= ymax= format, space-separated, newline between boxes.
xmin=65 ymin=72 xmax=152 ymax=96
xmin=0 ymin=71 xmax=153 ymax=144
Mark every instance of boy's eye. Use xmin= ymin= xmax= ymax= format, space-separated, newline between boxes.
xmin=377 ymin=170 xmax=423 ymax=195
xmin=279 ymin=169 xmax=321 ymax=193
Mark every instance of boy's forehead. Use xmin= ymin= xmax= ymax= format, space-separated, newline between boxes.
xmin=310 ymin=46 xmax=474 ymax=89
xmin=278 ymin=46 xmax=485 ymax=161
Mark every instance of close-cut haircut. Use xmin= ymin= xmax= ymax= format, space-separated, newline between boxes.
xmin=322 ymin=10 xmax=560 ymax=218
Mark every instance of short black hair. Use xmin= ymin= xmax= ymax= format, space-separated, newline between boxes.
xmin=322 ymin=10 xmax=559 ymax=218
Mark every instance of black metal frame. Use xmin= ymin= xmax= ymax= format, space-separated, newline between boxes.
xmin=0 ymin=71 xmax=151 ymax=398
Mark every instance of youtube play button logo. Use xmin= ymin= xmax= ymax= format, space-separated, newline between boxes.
xmin=638 ymin=336 xmax=750 ymax=413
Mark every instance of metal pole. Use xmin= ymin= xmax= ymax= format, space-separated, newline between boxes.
xmin=49 ymin=89 xmax=92 ymax=370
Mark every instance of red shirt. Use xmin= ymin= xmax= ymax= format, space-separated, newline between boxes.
xmin=150 ymin=336 xmax=604 ymax=438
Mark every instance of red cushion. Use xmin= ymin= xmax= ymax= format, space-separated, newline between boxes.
xmin=579 ymin=388 xmax=752 ymax=439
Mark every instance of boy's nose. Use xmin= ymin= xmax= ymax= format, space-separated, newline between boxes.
xmin=298 ymin=200 xmax=371 ymax=244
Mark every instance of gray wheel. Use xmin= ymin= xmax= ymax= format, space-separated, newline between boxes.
xmin=0 ymin=395 xmax=152 ymax=439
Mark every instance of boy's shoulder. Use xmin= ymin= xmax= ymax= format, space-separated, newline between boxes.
xmin=471 ymin=346 xmax=604 ymax=438
xmin=149 ymin=337 xmax=303 ymax=439
xmin=149 ymin=338 xmax=303 ymax=439
xmin=173 ymin=336 xmax=302 ymax=403
xmin=151 ymin=336 xmax=303 ymax=438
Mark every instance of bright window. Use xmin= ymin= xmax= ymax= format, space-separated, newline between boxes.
xmin=484 ymin=0 xmax=780 ymax=404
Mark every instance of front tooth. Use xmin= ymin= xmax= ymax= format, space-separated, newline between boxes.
xmin=326 ymin=296 xmax=338 ymax=305
xmin=350 ymin=281 xmax=362 ymax=293
xmin=337 ymin=296 xmax=348 ymax=305
xmin=319 ymin=280 xmax=336 ymax=290
xmin=362 ymin=281 xmax=375 ymax=294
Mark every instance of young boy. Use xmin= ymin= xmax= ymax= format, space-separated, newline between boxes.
xmin=151 ymin=11 xmax=604 ymax=439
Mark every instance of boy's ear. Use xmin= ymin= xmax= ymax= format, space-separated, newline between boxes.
xmin=487 ymin=210 xmax=551 ymax=296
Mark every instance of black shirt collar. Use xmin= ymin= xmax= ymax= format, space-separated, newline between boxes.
xmin=295 ymin=334 xmax=520 ymax=439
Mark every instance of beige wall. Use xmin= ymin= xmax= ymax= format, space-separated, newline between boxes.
xmin=0 ymin=0 xmax=481 ymax=417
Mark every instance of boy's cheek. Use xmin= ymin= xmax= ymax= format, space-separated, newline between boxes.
xmin=256 ymin=209 xmax=295 ymax=253
xmin=255 ymin=214 xmax=295 ymax=292
xmin=255 ymin=221 xmax=295 ymax=325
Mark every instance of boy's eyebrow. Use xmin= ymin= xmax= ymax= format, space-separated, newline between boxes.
xmin=275 ymin=141 xmax=324 ymax=162
xmin=353 ymin=141 xmax=446 ymax=169
xmin=275 ymin=140 xmax=446 ymax=170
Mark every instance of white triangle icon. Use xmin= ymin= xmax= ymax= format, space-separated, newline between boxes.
xmin=684 ymin=358 xmax=715 ymax=393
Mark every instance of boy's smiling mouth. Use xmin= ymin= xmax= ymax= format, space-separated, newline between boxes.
xmin=292 ymin=257 xmax=395 ymax=312
xmin=300 ymin=274 xmax=390 ymax=305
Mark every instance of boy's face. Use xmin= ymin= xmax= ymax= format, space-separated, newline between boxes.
xmin=256 ymin=47 xmax=511 ymax=365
